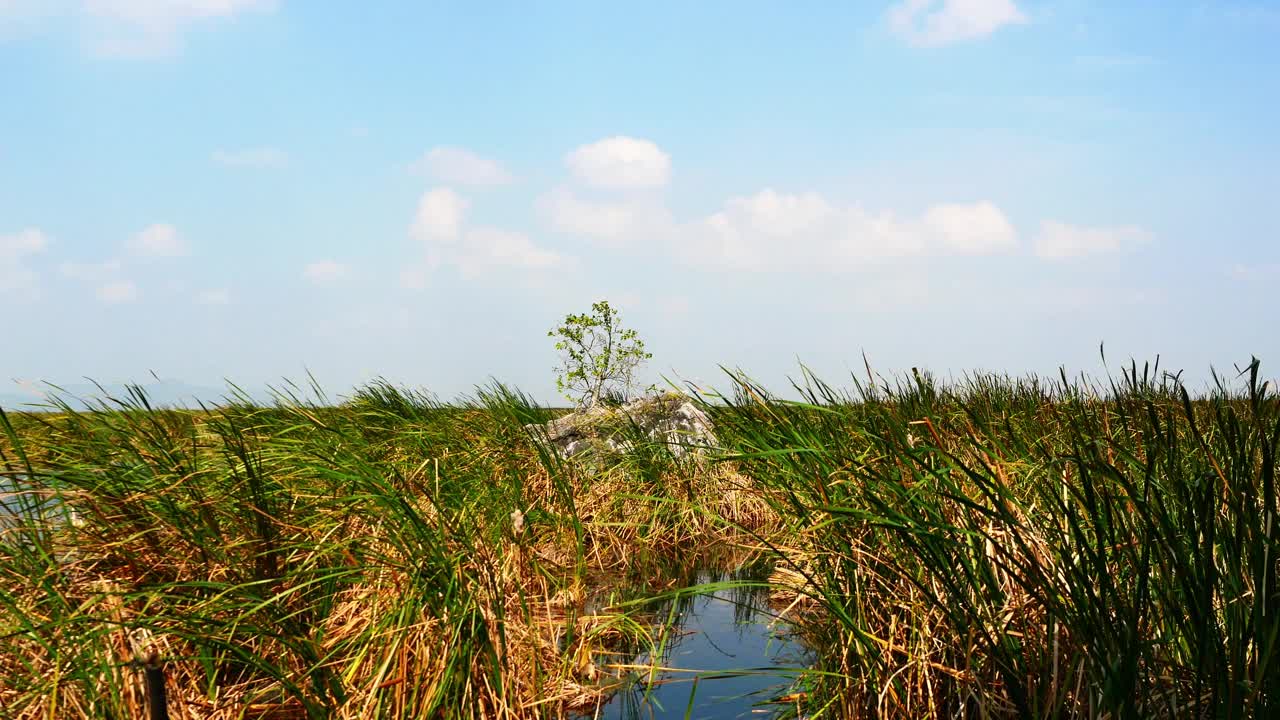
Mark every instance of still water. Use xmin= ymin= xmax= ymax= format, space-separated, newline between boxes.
xmin=0 ymin=474 xmax=73 ymax=533
xmin=582 ymin=567 xmax=809 ymax=720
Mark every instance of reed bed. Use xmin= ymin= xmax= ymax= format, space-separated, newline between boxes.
xmin=3 ymin=358 xmax=1278 ymax=718
xmin=0 ymin=382 xmax=763 ymax=719
xmin=704 ymin=359 xmax=1280 ymax=718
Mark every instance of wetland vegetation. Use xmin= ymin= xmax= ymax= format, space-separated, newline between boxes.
xmin=2 ymin=356 xmax=1278 ymax=718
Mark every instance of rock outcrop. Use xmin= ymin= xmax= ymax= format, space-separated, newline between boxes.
xmin=527 ymin=393 xmax=715 ymax=464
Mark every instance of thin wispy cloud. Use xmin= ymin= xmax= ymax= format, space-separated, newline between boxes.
xmin=0 ymin=228 xmax=49 ymax=297
xmin=411 ymin=188 xmax=468 ymax=242
xmin=398 ymin=266 xmax=429 ymax=290
xmin=415 ymin=147 xmax=512 ymax=187
xmin=0 ymin=0 xmax=57 ymax=38
xmin=82 ymin=0 xmax=278 ymax=57
xmin=59 ymin=258 xmax=123 ymax=280
xmin=453 ymin=227 xmax=568 ymax=277
xmin=303 ymin=260 xmax=348 ymax=285
xmin=0 ymin=228 xmax=48 ymax=256
xmin=195 ymin=288 xmax=231 ymax=305
xmin=1229 ymin=263 xmax=1280 ymax=279
xmin=888 ymin=0 xmax=1027 ymax=47
xmin=126 ymin=223 xmax=188 ymax=257
xmin=96 ymin=279 xmax=138 ymax=303
xmin=536 ymin=188 xmax=670 ymax=248
xmin=1033 ymin=221 xmax=1152 ymax=260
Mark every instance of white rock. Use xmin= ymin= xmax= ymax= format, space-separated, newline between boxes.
xmin=526 ymin=393 xmax=716 ymax=464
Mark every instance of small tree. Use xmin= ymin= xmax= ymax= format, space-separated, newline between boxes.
xmin=550 ymin=300 xmax=652 ymax=408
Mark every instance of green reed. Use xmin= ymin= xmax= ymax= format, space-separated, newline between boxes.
xmin=702 ymin=358 xmax=1279 ymax=718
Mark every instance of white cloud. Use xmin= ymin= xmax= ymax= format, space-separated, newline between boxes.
xmin=681 ymin=193 xmax=911 ymax=271
xmin=416 ymin=147 xmax=512 ymax=187
xmin=82 ymin=0 xmax=276 ymax=56
xmin=536 ymin=188 xmax=671 ymax=246
xmin=721 ymin=189 xmax=834 ymax=237
xmin=195 ymin=288 xmax=230 ymax=305
xmin=407 ymin=189 xmax=568 ymax=277
xmin=126 ymin=223 xmax=188 ymax=257
xmin=411 ymin=188 xmax=468 ymax=242
xmin=212 ymin=147 xmax=287 ymax=168
xmin=303 ymin=260 xmax=347 ymax=284
xmin=676 ymin=190 xmax=1013 ymax=271
xmin=97 ymin=280 xmax=138 ymax=303
xmin=1033 ymin=221 xmax=1151 ymax=260
xmin=923 ymin=201 xmax=1017 ymax=253
xmin=888 ymin=0 xmax=1027 ymax=47
xmin=0 ymin=227 xmax=48 ymax=296
xmin=455 ymin=228 xmax=567 ymax=276
xmin=565 ymin=136 xmax=671 ymax=190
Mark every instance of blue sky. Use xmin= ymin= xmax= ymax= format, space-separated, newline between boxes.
xmin=1 ymin=1 xmax=1278 ymax=404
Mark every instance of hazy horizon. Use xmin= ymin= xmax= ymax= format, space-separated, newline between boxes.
xmin=2 ymin=349 xmax=1273 ymax=410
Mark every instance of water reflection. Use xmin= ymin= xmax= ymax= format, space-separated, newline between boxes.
xmin=0 ymin=473 xmax=74 ymax=536
xmin=582 ymin=563 xmax=809 ymax=720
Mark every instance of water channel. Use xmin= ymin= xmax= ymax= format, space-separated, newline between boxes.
xmin=580 ymin=565 xmax=810 ymax=720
